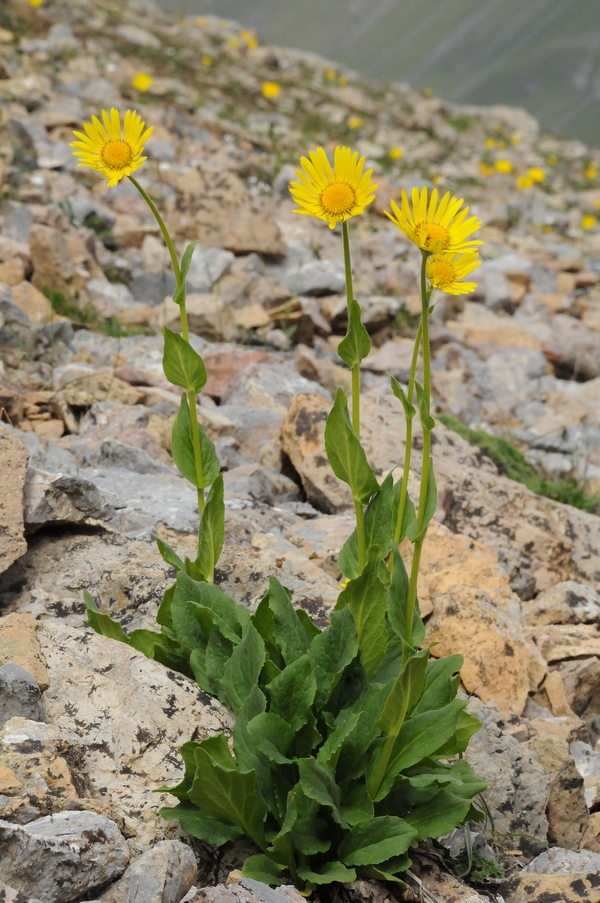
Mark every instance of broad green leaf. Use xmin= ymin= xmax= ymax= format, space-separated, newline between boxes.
xmin=267 ymin=578 xmax=312 ymax=665
xmin=151 ymin=633 xmax=192 ymax=677
xmin=340 ymin=782 xmax=374 ymax=827
xmin=405 ymin=789 xmax=473 ymax=840
xmin=337 ymin=816 xmax=417 ymax=866
xmin=292 ymin=712 xmax=322 ymax=759
xmin=317 ymin=709 xmax=360 ymax=767
xmin=222 ymin=624 xmax=266 ymax=714
xmin=203 ymin=630 xmax=234 ymax=700
xmin=176 ymin=571 xmax=250 ymax=644
xmin=171 ymin=394 xmax=220 ymax=489
xmin=378 ymin=648 xmax=430 ymax=740
xmin=391 ymin=476 xmax=417 ymax=542
xmin=241 ymin=854 xmax=286 ymax=886
xmin=413 ymin=654 xmax=463 ymax=715
xmin=233 ymin=686 xmax=267 ymax=775
xmin=180 ymin=241 xmax=198 ymax=282
xmin=247 ymin=713 xmax=295 ymax=764
xmin=357 ymin=855 xmax=410 ymax=885
xmin=84 ymin=590 xmax=130 ymax=644
xmin=297 ymin=862 xmax=357 ymax=885
xmin=157 ymin=739 xmax=203 ymax=800
xmin=156 ymin=585 xmax=175 ymax=629
xmin=339 ymin=472 xmax=395 ymax=579
xmin=336 ymin=680 xmax=394 ymax=783
xmin=188 ymin=745 xmax=266 ymax=846
xmin=267 ymin=654 xmax=316 ymax=732
xmin=414 ymin=381 xmax=435 ymax=431
xmin=337 ymin=298 xmax=371 ymax=369
xmin=291 ymin=817 xmax=331 ymax=855
xmin=308 ymin=607 xmax=358 ymax=708
xmin=160 ymin=801 xmax=244 ymax=845
xmin=297 ymin=758 xmax=344 ymax=826
xmin=336 ymin=546 xmax=388 ymax=677
xmin=390 ymin=376 xmax=416 ymax=421
xmin=387 ymin=546 xmax=425 ymax=648
xmin=171 ymin=573 xmax=210 ymax=654
xmin=324 ymin=388 xmax=379 ymax=504
xmin=407 ymin=759 xmax=487 ymax=799
xmin=405 ymin=458 xmax=437 ymax=543
xmin=154 ymin=536 xmax=184 ymax=571
xmin=195 ymin=473 xmax=225 ymax=581
xmin=129 ymin=629 xmax=161 ymax=658
xmin=163 ymin=327 xmax=207 ymax=394
xmin=294 ymin=607 xmax=320 ymax=639
xmin=432 ymin=711 xmax=482 ymax=757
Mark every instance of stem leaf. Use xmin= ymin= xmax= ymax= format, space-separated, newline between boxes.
xmin=171 ymin=394 xmax=220 ymax=489
xmin=324 ymin=388 xmax=379 ymax=504
xmin=405 ymin=458 xmax=437 ymax=543
xmin=390 ymin=376 xmax=416 ymax=421
xmin=339 ymin=472 xmax=395 ymax=580
xmin=336 ymin=545 xmax=388 ymax=677
xmin=414 ymin=381 xmax=435 ymax=431
xmin=196 ymin=473 xmax=225 ymax=581
xmin=337 ymin=298 xmax=371 ymax=369
xmin=163 ymin=327 xmax=207 ymax=394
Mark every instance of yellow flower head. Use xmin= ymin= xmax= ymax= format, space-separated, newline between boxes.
xmin=495 ymin=159 xmax=513 ymax=174
xmin=528 ymin=166 xmax=545 ymax=183
xmin=582 ymin=214 xmax=597 ymax=231
xmin=484 ymin=138 xmax=496 ymax=150
xmin=197 ymin=16 xmax=206 ymax=26
xmin=585 ymin=162 xmax=598 ymax=180
xmin=547 ymin=155 xmax=558 ymax=166
xmin=385 ymin=187 xmax=483 ymax=255
xmin=201 ymin=55 xmax=213 ymax=67
xmin=389 ymin=147 xmax=403 ymax=160
xmin=516 ymin=175 xmax=533 ymax=190
xmin=427 ymin=250 xmax=480 ymax=296
xmin=261 ymin=81 xmax=281 ymax=99
xmin=338 ymin=75 xmax=348 ymax=86
xmin=131 ymin=71 xmax=153 ymax=92
xmin=227 ymin=36 xmax=240 ymax=49
xmin=27 ymin=0 xmax=43 ymax=6
xmin=479 ymin=162 xmax=494 ymax=177
xmin=511 ymin=133 xmax=522 ymax=145
xmin=347 ymin=115 xmax=363 ymax=129
xmin=325 ymin=69 xmax=337 ymax=81
xmin=70 ymin=108 xmax=153 ymax=188
xmin=290 ymin=146 xmax=377 ymax=230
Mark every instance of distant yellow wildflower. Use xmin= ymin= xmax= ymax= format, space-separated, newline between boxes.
xmin=479 ymin=162 xmax=494 ymax=177
xmin=325 ymin=69 xmax=337 ymax=81
xmin=338 ymin=75 xmax=348 ymax=86
xmin=528 ymin=167 xmax=546 ymax=183
xmin=71 ymin=108 xmax=152 ymax=188
xmin=227 ymin=37 xmax=240 ymax=49
xmin=389 ymin=147 xmax=403 ymax=161
xmin=427 ymin=250 xmax=480 ymax=295
xmin=547 ymin=155 xmax=558 ymax=166
xmin=422 ymin=87 xmax=432 ymax=97
xmin=201 ymin=55 xmax=212 ymax=67
xmin=585 ymin=162 xmax=598 ymax=180
xmin=497 ymin=140 xmax=507 ymax=150
xmin=516 ymin=176 xmax=533 ymax=190
xmin=582 ymin=215 xmax=597 ymax=230
xmin=26 ymin=0 xmax=43 ymax=6
xmin=347 ymin=115 xmax=363 ymax=129
xmin=290 ymin=145 xmax=377 ymax=230
xmin=261 ymin=81 xmax=281 ymax=99
xmin=495 ymin=159 xmax=513 ymax=174
xmin=511 ymin=133 xmax=522 ymax=145
xmin=196 ymin=16 xmax=206 ymax=26
xmin=131 ymin=72 xmax=153 ymax=92
xmin=484 ymin=138 xmax=495 ymax=150
xmin=386 ymin=187 xmax=482 ymax=256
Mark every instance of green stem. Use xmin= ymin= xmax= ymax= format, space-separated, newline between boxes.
xmin=354 ymin=495 xmax=367 ymax=573
xmin=128 ymin=175 xmax=205 ymax=521
xmin=402 ymin=253 xmax=433 ymax=666
xmin=392 ymin=319 xmax=422 ymax=550
xmin=342 ymin=220 xmax=360 ymax=438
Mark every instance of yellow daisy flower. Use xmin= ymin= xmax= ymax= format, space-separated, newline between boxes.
xmin=495 ymin=159 xmax=513 ymax=174
xmin=261 ymin=81 xmax=281 ymax=99
xmin=290 ymin=146 xmax=377 ymax=230
xmin=347 ymin=115 xmax=363 ymax=129
xmin=385 ymin=187 xmax=482 ymax=255
xmin=527 ymin=166 xmax=546 ymax=183
xmin=585 ymin=162 xmax=598 ymax=180
xmin=516 ymin=175 xmax=533 ymax=190
xmin=389 ymin=147 xmax=403 ymax=160
xmin=427 ymin=251 xmax=480 ymax=296
xmin=70 ymin=108 xmax=153 ymax=188
xmin=131 ymin=71 xmax=153 ymax=92
xmin=582 ymin=214 xmax=597 ymax=230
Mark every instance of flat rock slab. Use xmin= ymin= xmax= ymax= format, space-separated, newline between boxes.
xmin=189 ymin=882 xmax=304 ymax=903
xmin=0 ymin=810 xmax=129 ymax=903
xmin=0 ymin=422 xmax=29 ymax=574
xmin=99 ymin=839 xmax=197 ymax=903
xmin=0 ymin=662 xmax=44 ymax=726
xmin=37 ymin=621 xmax=232 ymax=846
xmin=500 ymin=871 xmax=600 ymax=902
xmin=0 ymin=613 xmax=48 ymax=688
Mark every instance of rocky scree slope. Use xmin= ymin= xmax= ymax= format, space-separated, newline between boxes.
xmin=2 ymin=0 xmax=600 ymax=901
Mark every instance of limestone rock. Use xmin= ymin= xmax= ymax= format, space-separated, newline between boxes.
xmin=500 ymin=871 xmax=600 ymax=902
xmin=29 ymin=224 xmax=74 ymax=295
xmin=0 ymin=810 xmax=130 ymax=903
xmin=464 ymin=699 xmax=550 ymax=854
xmin=37 ymin=620 xmax=232 ymax=845
xmin=99 ymin=839 xmax=197 ymax=903
xmin=526 ymin=846 xmax=600 ymax=874
xmin=0 ymin=423 xmax=29 ymax=575
xmin=285 ymin=513 xmax=355 ymax=578
xmin=0 ymin=663 xmax=44 ymax=727
xmin=0 ymin=880 xmax=43 ymax=903
xmin=11 ymin=280 xmax=54 ymax=326
xmin=188 ymin=881 xmax=304 ymax=903
xmin=521 ymin=581 xmax=600 ymax=626
xmin=0 ymin=613 xmax=48 ymax=688
xmin=24 ymin=469 xmax=117 ymax=533
xmin=409 ymin=859 xmax=487 ymax=903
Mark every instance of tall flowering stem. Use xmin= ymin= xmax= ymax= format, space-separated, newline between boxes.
xmin=341 ymin=220 xmax=360 ymax=437
xmin=392 ymin=318 xmax=421 ymax=550
xmin=129 ymin=175 xmax=206 ymax=520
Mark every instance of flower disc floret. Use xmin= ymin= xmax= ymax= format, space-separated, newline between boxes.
xmin=385 ymin=187 xmax=482 ymax=254
xmin=70 ymin=108 xmax=153 ymax=187
xmin=290 ymin=146 xmax=377 ymax=229
xmin=427 ymin=250 xmax=481 ymax=296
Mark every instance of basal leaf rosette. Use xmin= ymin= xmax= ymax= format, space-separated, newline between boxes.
xmin=290 ymin=145 xmax=377 ymax=229
xmin=386 ymin=187 xmax=482 ymax=254
xmin=71 ymin=107 xmax=153 ymax=187
xmin=426 ymin=250 xmax=481 ymax=295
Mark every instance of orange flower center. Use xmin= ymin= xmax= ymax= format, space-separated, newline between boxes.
xmin=414 ymin=221 xmax=450 ymax=253
xmin=101 ymin=139 xmax=133 ymax=171
xmin=320 ymin=181 xmax=355 ymax=217
xmin=429 ymin=258 xmax=456 ymax=286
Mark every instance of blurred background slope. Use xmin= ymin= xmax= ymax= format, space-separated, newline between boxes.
xmin=157 ymin=0 xmax=600 ymax=147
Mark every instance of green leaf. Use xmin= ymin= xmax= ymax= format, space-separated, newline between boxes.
xmin=297 ymin=758 xmax=344 ymax=826
xmin=233 ymin=686 xmax=267 ymax=775
xmin=291 ymin=817 xmax=331 ymax=855
xmin=337 ymin=816 xmax=417 ymax=866
xmin=414 ymin=381 xmax=435 ymax=431
xmin=222 ymin=624 xmax=266 ymax=714
xmin=154 ymin=536 xmax=184 ymax=571
xmin=337 ymin=297 xmax=371 ymax=369
xmin=296 ymin=862 xmax=357 ymax=885
xmin=308 ymin=607 xmax=358 ymax=709
xmin=180 ymin=241 xmax=198 ymax=282
xmin=242 ymin=855 xmax=286 ymax=886
xmin=266 ymin=578 xmax=312 ymax=665
xmin=378 ymin=648 xmax=430 ymax=741
xmin=358 ymin=859 xmax=410 ymax=886
xmin=324 ymin=388 xmax=379 ymax=504
xmin=390 ymin=376 xmax=416 ymax=421
xmin=433 ymin=711 xmax=482 ymax=757
xmin=336 ymin=680 xmax=394 ymax=783
xmin=414 ymin=655 xmax=463 ymax=715
xmin=405 ymin=789 xmax=473 ymax=840
xmin=163 ymin=327 xmax=207 ymax=394
xmin=294 ymin=607 xmax=320 ymax=639
xmin=171 ymin=394 xmax=220 ymax=489
xmin=171 ymin=575 xmax=210 ymax=655
xmin=336 ymin=546 xmax=388 ymax=677
xmin=387 ymin=546 xmax=425 ymax=649
xmin=156 ymin=585 xmax=175 ymax=629
xmin=392 ymin=476 xmax=417 ymax=542
xmin=196 ymin=473 xmax=225 ymax=581
xmin=247 ymin=713 xmax=295 ymax=764
xmin=339 ymin=472 xmax=395 ymax=580
xmin=340 ymin=782 xmax=374 ymax=827
xmin=176 ymin=571 xmax=250 ymax=645
xmin=317 ymin=709 xmax=360 ymax=767
xmin=160 ymin=801 xmax=244 ymax=845
xmin=188 ymin=745 xmax=266 ymax=846
xmin=267 ymin=654 xmax=316 ymax=732
xmin=405 ymin=458 xmax=437 ymax=543
xmin=84 ymin=590 xmax=131 ymax=644
xmin=129 ymin=629 xmax=162 ymax=658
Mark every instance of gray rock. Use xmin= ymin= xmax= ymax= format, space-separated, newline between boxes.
xmin=464 ymin=699 xmax=550 ymax=854
xmin=283 ymin=259 xmax=345 ymax=296
xmin=93 ymin=439 xmax=173 ymax=475
xmin=0 ymin=879 xmax=43 ymax=902
xmin=1 ymin=202 xmax=34 ymax=243
xmin=87 ymin=279 xmax=138 ymax=318
xmin=525 ymin=846 xmax=600 ymax=875
xmin=129 ymin=271 xmax=177 ymax=305
xmin=468 ymin=262 xmax=513 ymax=312
xmin=224 ymin=464 xmax=300 ymax=506
xmin=0 ymin=423 xmax=29 ymax=575
xmin=522 ymin=580 xmax=600 ymax=626
xmin=187 ymin=246 xmax=235 ymax=293
xmin=188 ymin=881 xmax=304 ymax=903
xmin=99 ymin=840 xmax=197 ymax=903
xmin=23 ymin=469 xmax=118 ymax=534
xmin=570 ymin=740 xmax=600 ymax=776
xmin=146 ymin=140 xmax=176 ymax=163
xmin=0 ymin=663 xmax=44 ymax=726
xmin=66 ymin=195 xmax=115 ymax=228
xmin=22 ymin=432 xmax=78 ymax=476
xmin=0 ymin=810 xmax=129 ymax=903
xmin=331 ymin=294 xmax=403 ymax=333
